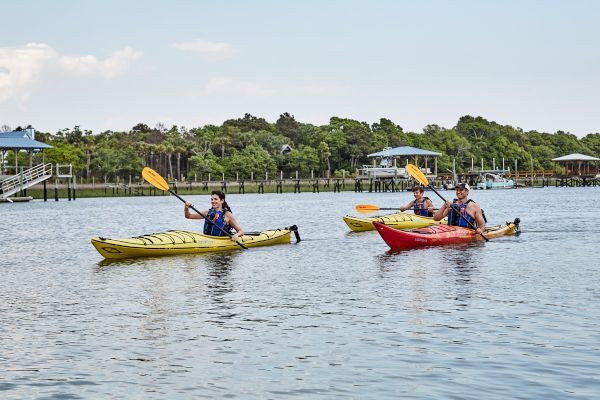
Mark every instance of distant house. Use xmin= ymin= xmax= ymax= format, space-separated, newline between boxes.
xmin=280 ymin=144 xmax=293 ymax=155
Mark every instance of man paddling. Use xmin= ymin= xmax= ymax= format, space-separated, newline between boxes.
xmin=433 ymin=183 xmax=486 ymax=234
xmin=399 ymin=185 xmax=435 ymax=217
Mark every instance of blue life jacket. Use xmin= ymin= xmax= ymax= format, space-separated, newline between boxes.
xmin=413 ymin=196 xmax=433 ymax=217
xmin=448 ymin=199 xmax=477 ymax=228
xmin=203 ymin=208 xmax=232 ymax=236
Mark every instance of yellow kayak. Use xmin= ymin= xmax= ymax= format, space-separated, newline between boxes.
xmin=343 ymin=212 xmax=446 ymax=232
xmin=91 ymin=226 xmax=299 ymax=259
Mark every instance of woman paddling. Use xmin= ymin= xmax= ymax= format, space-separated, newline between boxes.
xmin=184 ymin=190 xmax=244 ymax=242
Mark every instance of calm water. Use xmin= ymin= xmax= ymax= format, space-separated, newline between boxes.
xmin=1 ymin=188 xmax=599 ymax=399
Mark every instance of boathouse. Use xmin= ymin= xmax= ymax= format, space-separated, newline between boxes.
xmin=355 ymin=146 xmax=442 ymax=192
xmin=0 ymin=127 xmax=53 ymax=200
xmin=552 ymin=153 xmax=600 ymax=187
xmin=361 ymin=146 xmax=441 ymax=178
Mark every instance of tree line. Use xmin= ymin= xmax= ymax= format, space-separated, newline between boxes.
xmin=5 ymin=114 xmax=600 ymax=181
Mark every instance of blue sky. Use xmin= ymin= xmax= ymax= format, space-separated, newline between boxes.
xmin=1 ymin=0 xmax=599 ymax=136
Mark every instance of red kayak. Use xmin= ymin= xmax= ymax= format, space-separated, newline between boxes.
xmin=373 ymin=219 xmax=520 ymax=250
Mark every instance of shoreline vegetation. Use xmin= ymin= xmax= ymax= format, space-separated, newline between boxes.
xmin=20 ymin=176 xmax=555 ymax=200
xmin=3 ymin=114 xmax=599 ymax=190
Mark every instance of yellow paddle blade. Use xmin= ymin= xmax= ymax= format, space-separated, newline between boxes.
xmin=142 ymin=167 xmax=169 ymax=191
xmin=406 ymin=164 xmax=429 ymax=186
xmin=355 ymin=204 xmax=380 ymax=213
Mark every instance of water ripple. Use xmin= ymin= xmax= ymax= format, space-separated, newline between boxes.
xmin=1 ymin=189 xmax=600 ymax=398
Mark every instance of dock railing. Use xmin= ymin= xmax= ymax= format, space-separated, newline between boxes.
xmin=0 ymin=163 xmax=53 ymax=198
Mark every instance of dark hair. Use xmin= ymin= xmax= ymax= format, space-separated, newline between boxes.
xmin=412 ymin=185 xmax=424 ymax=193
xmin=211 ymin=190 xmax=232 ymax=213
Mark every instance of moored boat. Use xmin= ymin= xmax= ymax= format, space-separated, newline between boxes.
xmin=373 ymin=219 xmax=520 ymax=249
xmin=92 ymin=226 xmax=300 ymax=259
xmin=475 ymin=173 xmax=515 ymax=189
xmin=343 ymin=212 xmax=446 ymax=232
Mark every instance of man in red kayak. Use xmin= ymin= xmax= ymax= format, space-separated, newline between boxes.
xmin=433 ymin=183 xmax=486 ymax=234
xmin=399 ymin=185 xmax=435 ymax=217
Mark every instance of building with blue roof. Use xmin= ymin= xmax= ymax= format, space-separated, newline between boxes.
xmin=367 ymin=146 xmax=442 ymax=158
xmin=0 ymin=127 xmax=52 ymax=172
xmin=360 ymin=146 xmax=442 ymax=179
xmin=0 ymin=127 xmax=53 ymax=150
xmin=1 ymin=127 xmax=54 ymax=199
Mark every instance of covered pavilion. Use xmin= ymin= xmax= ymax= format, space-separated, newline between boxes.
xmin=0 ymin=127 xmax=53 ymax=175
xmin=1 ymin=127 xmax=53 ymax=199
xmin=552 ymin=153 xmax=599 ymax=187
xmin=365 ymin=146 xmax=442 ymax=177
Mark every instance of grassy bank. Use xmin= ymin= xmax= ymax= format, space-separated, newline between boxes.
xmin=21 ymin=180 xmax=354 ymax=199
xmin=15 ymin=177 xmax=559 ymax=200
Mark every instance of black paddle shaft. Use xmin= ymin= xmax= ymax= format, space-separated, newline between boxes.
xmin=169 ymin=189 xmax=248 ymax=249
xmin=427 ymin=185 xmax=489 ymax=242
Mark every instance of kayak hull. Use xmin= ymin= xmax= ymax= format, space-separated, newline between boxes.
xmin=91 ymin=227 xmax=297 ymax=259
xmin=373 ymin=219 xmax=520 ymax=249
xmin=343 ymin=212 xmax=446 ymax=232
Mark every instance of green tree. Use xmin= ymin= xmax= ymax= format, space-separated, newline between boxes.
xmin=91 ymin=144 xmax=143 ymax=179
xmin=582 ymin=133 xmax=600 ymax=156
xmin=223 ymin=145 xmax=276 ymax=179
xmin=276 ymin=112 xmax=302 ymax=144
xmin=318 ymin=141 xmax=332 ymax=176
xmin=251 ymin=130 xmax=291 ymax=156
xmin=330 ymin=117 xmax=373 ymax=169
xmin=189 ymin=125 xmax=221 ymax=157
xmin=371 ymin=118 xmax=405 ymax=149
xmin=283 ymin=145 xmax=319 ymax=176
xmin=224 ymin=113 xmax=273 ymax=132
xmin=189 ymin=150 xmax=224 ymax=180
xmin=44 ymin=141 xmax=85 ymax=171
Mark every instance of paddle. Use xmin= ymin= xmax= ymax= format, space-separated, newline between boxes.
xmin=405 ymin=164 xmax=488 ymax=241
xmin=141 ymin=167 xmax=247 ymax=249
xmin=355 ymin=204 xmax=440 ymax=213
xmin=355 ymin=204 xmax=403 ymax=213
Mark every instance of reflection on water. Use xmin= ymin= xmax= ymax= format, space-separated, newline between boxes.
xmin=96 ymin=256 xmax=153 ymax=269
xmin=441 ymin=244 xmax=482 ymax=309
xmin=2 ymin=189 xmax=600 ymax=399
xmin=204 ymin=252 xmax=237 ymax=311
xmin=205 ymin=252 xmax=237 ymax=279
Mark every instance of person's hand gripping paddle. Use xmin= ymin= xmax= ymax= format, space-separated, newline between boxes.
xmin=142 ymin=167 xmax=247 ymax=249
xmin=405 ymin=164 xmax=488 ymax=241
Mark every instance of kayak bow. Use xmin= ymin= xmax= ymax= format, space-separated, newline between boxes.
xmin=343 ymin=212 xmax=446 ymax=232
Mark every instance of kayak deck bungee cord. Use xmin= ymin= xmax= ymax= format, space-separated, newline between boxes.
xmin=373 ymin=219 xmax=520 ymax=250
xmin=92 ymin=225 xmax=300 ymax=259
xmin=343 ymin=212 xmax=447 ymax=232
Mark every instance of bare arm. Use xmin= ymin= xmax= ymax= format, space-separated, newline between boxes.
xmin=399 ymin=200 xmax=415 ymax=212
xmin=433 ymin=200 xmax=451 ymax=221
xmin=424 ymin=198 xmax=434 ymax=214
xmin=184 ymin=201 xmax=207 ymax=220
xmin=469 ymin=203 xmax=486 ymax=232
xmin=225 ymin=212 xmax=244 ymax=241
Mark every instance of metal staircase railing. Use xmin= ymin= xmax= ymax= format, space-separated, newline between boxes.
xmin=0 ymin=163 xmax=53 ymax=198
